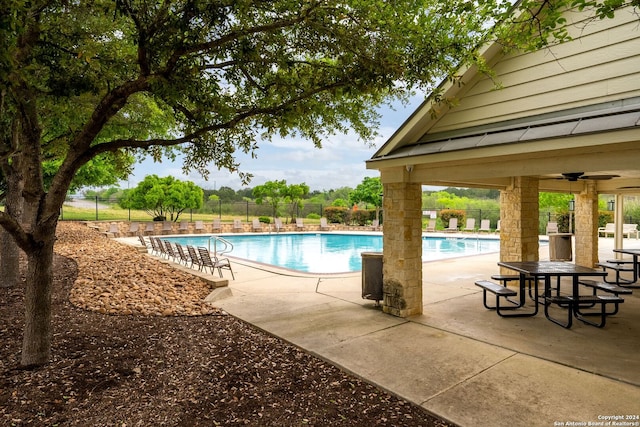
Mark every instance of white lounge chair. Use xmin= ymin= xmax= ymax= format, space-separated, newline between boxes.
xmin=274 ymin=218 xmax=283 ymax=232
xmin=371 ymin=219 xmax=381 ymax=231
xmin=233 ymin=219 xmax=243 ymax=232
xmin=444 ymin=218 xmax=458 ymax=232
xmin=598 ymin=223 xmax=615 ymax=237
xmin=194 ymin=220 xmax=205 ymax=233
xmin=623 ymin=223 xmax=639 ymax=239
xmin=252 ymin=218 xmax=263 ymax=232
xmin=212 ymin=218 xmax=222 ymax=233
xmin=463 ymin=218 xmax=476 ymax=232
xmin=295 ymin=218 xmax=305 ymax=230
xmin=495 ymin=220 xmax=501 ymax=233
xmin=478 ymin=219 xmax=491 ymax=233
xmin=319 ymin=217 xmax=330 ymax=231
xmin=546 ymin=221 xmax=559 ymax=234
xmin=424 ymin=219 xmax=436 ymax=232
xmin=178 ymin=220 xmax=189 ymax=233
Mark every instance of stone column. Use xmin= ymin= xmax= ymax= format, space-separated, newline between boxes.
xmin=574 ymin=182 xmax=599 ymax=267
xmin=382 ymin=182 xmax=423 ymax=317
xmin=499 ymin=177 xmax=540 ymax=269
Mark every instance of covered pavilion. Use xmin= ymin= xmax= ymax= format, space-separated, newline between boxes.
xmin=366 ymin=6 xmax=640 ymax=316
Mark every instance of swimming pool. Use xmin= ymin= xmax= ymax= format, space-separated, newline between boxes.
xmin=166 ymin=233 xmax=502 ymax=274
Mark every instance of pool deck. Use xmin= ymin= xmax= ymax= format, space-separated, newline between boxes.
xmin=122 ymin=233 xmax=640 ymax=426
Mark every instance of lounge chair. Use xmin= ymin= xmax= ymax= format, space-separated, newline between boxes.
xmin=598 ymin=223 xmax=615 ymax=237
xmin=162 ymin=240 xmax=178 ymax=261
xmin=175 ymin=243 xmax=194 ymax=267
xmin=444 ymin=218 xmax=458 ymax=232
xmin=197 ymin=246 xmax=235 ymax=279
xmin=478 ymin=219 xmax=491 ymax=233
xmin=105 ymin=222 xmax=120 ymax=237
xmin=178 ymin=220 xmax=189 ymax=234
xmin=144 ymin=222 xmax=155 ymax=235
xmin=295 ymin=218 xmax=305 ymax=230
xmin=138 ymin=235 xmax=150 ymax=252
xmin=194 ymin=220 xmax=205 ymax=233
xmin=463 ymin=218 xmax=476 ymax=232
xmin=232 ymin=219 xmax=243 ymax=232
xmin=624 ymin=223 xmax=639 ymax=239
xmin=252 ymin=218 xmax=263 ymax=232
xmin=162 ymin=221 xmax=173 ymax=235
xmin=495 ymin=220 xmax=501 ymax=233
xmin=546 ymin=221 xmax=559 ymax=234
xmin=212 ymin=218 xmax=222 ymax=233
xmin=425 ymin=219 xmax=436 ymax=232
xmin=274 ymin=218 xmax=283 ymax=232
xmin=148 ymin=236 xmax=163 ymax=256
xmin=127 ymin=222 xmax=139 ymax=236
xmin=187 ymin=245 xmax=201 ymax=269
xmin=319 ymin=217 xmax=330 ymax=231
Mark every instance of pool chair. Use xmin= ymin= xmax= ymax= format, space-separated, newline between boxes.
xmin=187 ymin=245 xmax=201 ymax=269
xmin=274 ymin=218 xmax=283 ymax=232
xmin=424 ymin=219 xmax=436 ymax=232
xmin=252 ymin=218 xmax=263 ymax=232
xmin=212 ymin=218 xmax=222 ymax=233
xmin=296 ymin=218 xmax=305 ymax=230
xmin=463 ymin=218 xmax=476 ymax=232
xmin=194 ymin=220 xmax=205 ymax=233
xmin=546 ymin=221 xmax=559 ymax=234
xmin=144 ymin=222 xmax=155 ymax=235
xmin=495 ymin=220 xmax=501 ymax=233
xmin=138 ymin=235 xmax=150 ymax=252
xmin=320 ymin=217 xmax=331 ymax=231
xmin=197 ymin=246 xmax=235 ymax=279
xmin=233 ymin=219 xmax=243 ymax=232
xmin=178 ymin=220 xmax=189 ymax=234
xmin=162 ymin=240 xmax=179 ymax=261
xmin=175 ymin=243 xmax=194 ymax=268
xmin=478 ymin=219 xmax=492 ymax=233
xmin=162 ymin=221 xmax=173 ymax=235
xmin=444 ymin=218 xmax=458 ymax=232
xmin=371 ymin=219 xmax=380 ymax=231
xmin=127 ymin=222 xmax=139 ymax=236
xmin=105 ymin=222 xmax=120 ymax=237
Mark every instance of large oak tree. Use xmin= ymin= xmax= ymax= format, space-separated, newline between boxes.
xmin=3 ymin=0 xmax=617 ymax=366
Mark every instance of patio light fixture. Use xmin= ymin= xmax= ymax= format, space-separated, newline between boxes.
xmin=607 ymin=200 xmax=615 ymax=211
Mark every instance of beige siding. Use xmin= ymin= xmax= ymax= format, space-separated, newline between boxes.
xmin=428 ymin=8 xmax=640 ymax=135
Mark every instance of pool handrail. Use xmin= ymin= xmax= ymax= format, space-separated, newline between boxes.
xmin=208 ymin=236 xmax=233 ymax=256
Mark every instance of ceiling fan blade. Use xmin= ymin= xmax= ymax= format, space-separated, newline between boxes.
xmin=580 ymin=174 xmax=620 ymax=180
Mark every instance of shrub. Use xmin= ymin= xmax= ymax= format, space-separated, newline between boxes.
xmin=306 ymin=213 xmax=320 ymax=220
xmin=258 ymin=216 xmax=271 ymax=224
xmin=439 ymin=209 xmax=465 ymax=229
xmin=324 ymin=206 xmax=348 ymax=223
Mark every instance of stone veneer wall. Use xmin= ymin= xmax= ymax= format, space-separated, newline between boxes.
xmin=574 ymin=182 xmax=599 ymax=267
xmin=381 ymin=182 xmax=423 ymax=317
xmin=499 ymin=177 xmax=540 ymax=268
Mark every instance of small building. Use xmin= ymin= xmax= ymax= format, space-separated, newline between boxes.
xmin=366 ymin=5 xmax=640 ymax=317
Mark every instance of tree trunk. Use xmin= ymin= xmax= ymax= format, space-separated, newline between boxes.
xmin=0 ymin=230 xmax=21 ymax=288
xmin=0 ymin=172 xmax=25 ymax=288
xmin=21 ymin=232 xmax=55 ymax=366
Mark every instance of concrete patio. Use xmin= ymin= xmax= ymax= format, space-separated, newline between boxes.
xmin=199 ymin=234 xmax=640 ymax=426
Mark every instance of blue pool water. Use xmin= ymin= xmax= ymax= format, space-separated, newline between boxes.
xmin=166 ymin=233 xmax=501 ymax=274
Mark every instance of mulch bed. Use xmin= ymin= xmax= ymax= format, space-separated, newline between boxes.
xmin=0 ymin=223 xmax=455 ymax=426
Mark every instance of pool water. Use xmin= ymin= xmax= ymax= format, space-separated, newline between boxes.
xmin=166 ymin=233 xmax=501 ymax=274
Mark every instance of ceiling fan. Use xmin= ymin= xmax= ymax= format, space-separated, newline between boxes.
xmin=547 ymin=172 xmax=620 ymax=181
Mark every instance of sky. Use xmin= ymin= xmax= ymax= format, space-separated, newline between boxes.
xmin=123 ymin=95 xmax=425 ymax=192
